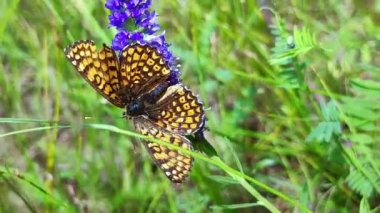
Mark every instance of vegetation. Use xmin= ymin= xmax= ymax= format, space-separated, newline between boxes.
xmin=1 ymin=0 xmax=380 ymax=212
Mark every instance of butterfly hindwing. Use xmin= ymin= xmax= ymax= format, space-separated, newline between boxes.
xmin=146 ymin=84 xmax=205 ymax=135
xmin=119 ymin=44 xmax=171 ymax=98
xmin=133 ymin=117 xmax=193 ymax=183
xmin=64 ymin=40 xmax=124 ymax=108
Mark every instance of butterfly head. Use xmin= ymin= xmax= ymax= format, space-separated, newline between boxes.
xmin=125 ymin=99 xmax=145 ymax=118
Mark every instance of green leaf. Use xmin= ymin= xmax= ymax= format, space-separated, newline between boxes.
xmin=208 ymin=175 xmax=239 ymax=185
xmin=346 ymin=168 xmax=375 ymax=198
xmin=351 ymin=78 xmax=380 ymax=91
xmin=306 ymin=101 xmax=341 ymax=143
xmin=359 ymin=198 xmax=370 ymax=213
xmin=300 ymin=183 xmax=310 ymax=213
xmin=210 ymin=202 xmax=262 ymax=210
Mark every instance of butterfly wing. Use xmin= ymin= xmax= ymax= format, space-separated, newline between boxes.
xmin=146 ymin=84 xmax=205 ymax=135
xmin=119 ymin=44 xmax=171 ymax=99
xmin=64 ymin=40 xmax=124 ymax=108
xmin=133 ymin=116 xmax=193 ymax=183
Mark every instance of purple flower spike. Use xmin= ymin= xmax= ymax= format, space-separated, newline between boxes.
xmin=106 ymin=0 xmax=178 ymax=83
xmin=105 ymin=0 xmax=206 ymax=134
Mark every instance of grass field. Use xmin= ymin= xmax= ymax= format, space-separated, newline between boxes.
xmin=1 ymin=0 xmax=380 ymax=212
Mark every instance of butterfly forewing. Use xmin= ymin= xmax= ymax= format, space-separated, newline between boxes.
xmin=133 ymin=117 xmax=193 ymax=183
xmin=64 ymin=40 xmax=124 ymax=107
xmin=119 ymin=44 xmax=171 ymax=98
xmin=147 ymin=84 xmax=205 ymax=135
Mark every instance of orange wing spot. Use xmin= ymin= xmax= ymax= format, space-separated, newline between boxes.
xmin=110 ymin=93 xmax=118 ymax=99
xmin=141 ymin=53 xmax=149 ymax=60
xmin=127 ymin=47 xmax=135 ymax=55
xmin=162 ymin=68 xmax=170 ymax=74
xmin=136 ymin=46 xmax=143 ymax=52
xmin=109 ymin=60 xmax=116 ymax=67
xmin=147 ymin=59 xmax=155 ymax=66
xmin=183 ymin=103 xmax=190 ymax=110
xmin=152 ymin=52 xmax=160 ymax=59
xmin=99 ymin=52 xmax=106 ymax=60
xmin=82 ymin=59 xmax=89 ymax=66
xmin=132 ymin=76 xmax=141 ymax=81
xmin=164 ymin=112 xmax=171 ymax=119
xmin=95 ymin=75 xmax=101 ymax=84
xmin=87 ymin=58 xmax=93 ymax=64
xmin=87 ymin=67 xmax=96 ymax=81
xmin=183 ymin=158 xmax=191 ymax=165
xmin=101 ymin=63 xmax=108 ymax=72
xmin=194 ymin=116 xmax=200 ymax=122
xmin=78 ymin=63 xmax=85 ymax=72
xmin=168 ymin=151 xmax=176 ymax=157
xmin=106 ymin=52 xmax=113 ymax=57
xmin=185 ymin=117 xmax=193 ymax=124
xmin=166 ymin=162 xmax=174 ymax=168
xmin=90 ymin=45 xmax=96 ymax=51
xmin=190 ymin=100 xmax=197 ymax=107
xmin=133 ymin=53 xmax=141 ymax=61
xmin=99 ymin=80 xmax=106 ymax=90
xmin=177 ymin=88 xmax=185 ymax=95
xmin=187 ymin=109 xmax=195 ymax=116
xmin=153 ymin=64 xmax=161 ymax=71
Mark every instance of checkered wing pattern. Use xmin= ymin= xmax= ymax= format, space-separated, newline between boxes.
xmin=119 ymin=44 xmax=171 ymax=98
xmin=64 ymin=40 xmax=124 ymax=107
xmin=146 ymin=84 xmax=205 ymax=135
xmin=133 ymin=117 xmax=193 ymax=183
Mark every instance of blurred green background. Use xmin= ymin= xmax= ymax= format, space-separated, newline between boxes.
xmin=1 ymin=0 xmax=380 ymax=212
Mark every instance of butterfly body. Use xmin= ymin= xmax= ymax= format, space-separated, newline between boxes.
xmin=64 ymin=40 xmax=205 ymax=183
xmin=123 ymin=81 xmax=170 ymax=118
